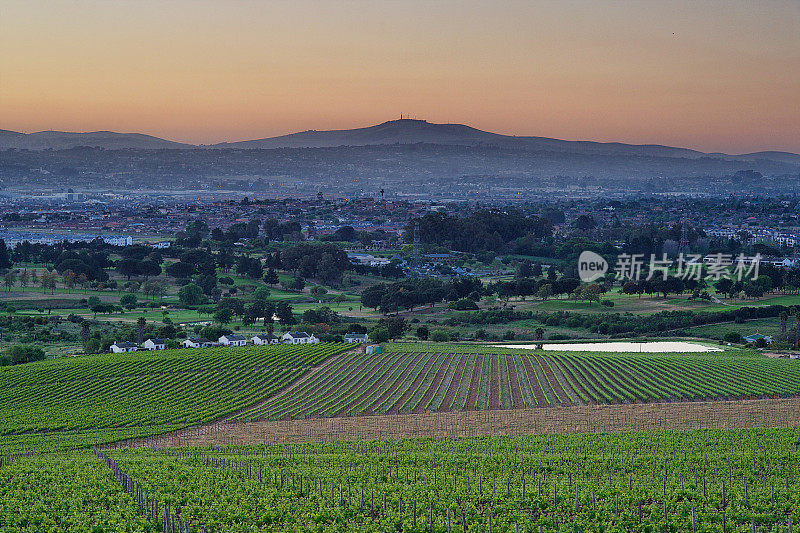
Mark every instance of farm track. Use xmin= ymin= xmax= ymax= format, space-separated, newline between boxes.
xmin=488 ymin=356 xmax=500 ymax=410
xmin=440 ymin=354 xmax=467 ymax=410
xmin=521 ymin=355 xmax=548 ymax=406
xmin=388 ymin=354 xmax=438 ymax=414
xmin=413 ymin=353 xmax=453 ymax=414
xmin=464 ymin=355 xmax=484 ymax=411
xmin=505 ymin=355 xmax=525 ymax=409
xmin=125 ymin=397 xmax=800 ymax=448
xmin=537 ymin=355 xmax=574 ymax=405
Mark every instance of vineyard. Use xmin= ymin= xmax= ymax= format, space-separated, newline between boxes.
xmin=3 ymin=428 xmax=800 ymax=532
xmin=234 ymin=345 xmax=800 ymax=421
xmin=0 ymin=343 xmax=350 ymax=451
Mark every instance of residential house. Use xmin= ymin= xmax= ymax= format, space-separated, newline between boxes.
xmin=281 ymin=331 xmax=320 ymax=344
xmin=219 ymin=334 xmax=247 ymax=346
xmin=141 ymin=338 xmax=166 ymax=351
xmin=182 ymin=337 xmax=214 ymax=349
xmin=344 ymin=333 xmax=369 ymax=344
xmin=743 ymin=332 xmax=773 ymax=345
xmin=251 ymin=334 xmax=281 ymax=345
xmin=110 ymin=341 xmax=138 ymax=353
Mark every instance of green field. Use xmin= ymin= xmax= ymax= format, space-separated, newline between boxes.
xmin=0 ymin=344 xmax=350 ymax=451
xmin=3 ymin=428 xmax=799 ymax=532
xmin=234 ymin=344 xmax=800 ymax=421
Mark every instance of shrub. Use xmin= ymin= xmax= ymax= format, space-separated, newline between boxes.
xmin=430 ymin=330 xmax=449 ymax=342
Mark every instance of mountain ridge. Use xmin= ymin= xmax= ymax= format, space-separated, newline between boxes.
xmin=1 ymin=119 xmax=798 ymax=166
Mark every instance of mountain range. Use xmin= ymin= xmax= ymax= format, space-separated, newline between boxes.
xmin=2 ymin=119 xmax=798 ymax=166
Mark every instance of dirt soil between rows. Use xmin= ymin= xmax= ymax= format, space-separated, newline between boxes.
xmin=114 ymin=396 xmax=800 ymax=449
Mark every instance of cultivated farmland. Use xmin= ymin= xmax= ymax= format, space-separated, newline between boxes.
xmin=235 ymin=344 xmax=800 ymax=421
xmin=0 ymin=343 xmax=351 ymax=451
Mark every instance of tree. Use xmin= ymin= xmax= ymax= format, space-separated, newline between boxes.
xmin=214 ymin=307 xmax=233 ymax=324
xmin=535 ymin=327 xmax=545 ymax=341
xmin=0 ymin=239 xmax=12 ymax=269
xmin=120 ymin=293 xmax=138 ymax=310
xmin=416 ymin=325 xmax=429 ymax=340
xmin=536 ymin=284 xmax=553 ymax=301
xmin=361 ymin=284 xmax=386 ymax=310
xmin=264 ymin=268 xmax=279 ymax=285
xmin=370 ymin=327 xmax=390 ymax=344
xmin=40 ymin=271 xmax=57 ymax=294
xmin=116 ymin=259 xmax=141 ymax=280
xmin=310 ymin=285 xmax=327 ymax=299
xmin=81 ymin=322 xmax=90 ymax=353
xmin=2 ymin=345 xmax=45 ymax=366
xmin=275 ymin=301 xmax=295 ymax=325
xmin=137 ymin=317 xmax=146 ymax=345
xmin=254 ymin=286 xmax=272 ymax=302
xmin=62 ymin=270 xmax=77 ymax=292
xmin=382 ymin=317 xmax=408 ymax=340
xmin=178 ymin=283 xmax=204 ymax=307
xmin=3 ymin=271 xmax=16 ymax=292
xmin=580 ymin=283 xmax=602 ymax=304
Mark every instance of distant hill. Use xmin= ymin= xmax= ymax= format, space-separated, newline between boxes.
xmin=1 ymin=120 xmax=797 ymax=167
xmin=0 ymin=130 xmax=192 ymax=150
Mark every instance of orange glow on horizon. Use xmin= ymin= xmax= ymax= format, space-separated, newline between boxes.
xmin=2 ymin=1 xmax=799 ymax=154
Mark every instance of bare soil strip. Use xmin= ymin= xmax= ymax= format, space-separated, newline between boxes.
xmin=535 ymin=354 xmax=572 ymax=405
xmin=488 ymin=356 xmax=500 ymax=410
xmin=118 ymin=397 xmax=800 ymax=448
xmin=521 ymin=354 xmax=547 ymax=406
xmin=440 ymin=354 xmax=467 ymax=411
xmin=505 ymin=355 xmax=525 ymax=409
xmin=464 ymin=355 xmax=484 ymax=411
xmin=413 ymin=353 xmax=453 ymax=414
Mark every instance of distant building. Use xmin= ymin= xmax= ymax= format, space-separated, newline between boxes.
xmin=281 ymin=331 xmax=320 ymax=345
xmin=141 ymin=338 xmax=166 ymax=351
xmin=219 ymin=334 xmax=247 ymax=346
xmin=110 ymin=341 xmax=138 ymax=353
xmin=743 ymin=333 xmax=773 ymax=345
xmin=251 ymin=334 xmax=280 ymax=345
xmin=182 ymin=337 xmax=214 ymax=348
xmin=344 ymin=333 xmax=369 ymax=344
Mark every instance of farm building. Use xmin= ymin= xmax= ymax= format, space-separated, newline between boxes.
xmin=110 ymin=341 xmax=138 ymax=353
xmin=281 ymin=331 xmax=320 ymax=344
xmin=344 ymin=333 xmax=369 ymax=343
xmin=141 ymin=338 xmax=166 ymax=351
xmin=251 ymin=334 xmax=281 ymax=345
xmin=182 ymin=337 xmax=215 ymax=349
xmin=219 ymin=334 xmax=247 ymax=346
xmin=743 ymin=333 xmax=773 ymax=344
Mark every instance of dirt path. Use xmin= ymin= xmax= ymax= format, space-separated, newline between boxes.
xmin=535 ymin=354 xmax=572 ymax=405
xmin=488 ymin=356 xmax=500 ymax=410
xmin=413 ymin=354 xmax=453 ymax=414
xmin=521 ymin=354 xmax=547 ymax=406
xmin=505 ymin=355 xmax=525 ymax=409
xmin=464 ymin=355 xmax=483 ymax=411
xmin=440 ymin=354 xmax=467 ymax=411
xmin=388 ymin=353 xmax=439 ymax=414
xmin=117 ymin=397 xmax=800 ymax=448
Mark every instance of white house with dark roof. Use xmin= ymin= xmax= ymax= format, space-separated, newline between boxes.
xmin=110 ymin=341 xmax=138 ymax=353
xmin=182 ymin=337 xmax=214 ymax=349
xmin=281 ymin=331 xmax=320 ymax=344
xmin=219 ymin=334 xmax=247 ymax=346
xmin=141 ymin=338 xmax=166 ymax=351
xmin=344 ymin=333 xmax=369 ymax=344
xmin=251 ymin=333 xmax=281 ymax=345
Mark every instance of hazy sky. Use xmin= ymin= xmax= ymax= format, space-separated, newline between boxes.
xmin=2 ymin=0 xmax=799 ymax=153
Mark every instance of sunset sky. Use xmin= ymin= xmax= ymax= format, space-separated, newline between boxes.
xmin=2 ymin=0 xmax=799 ymax=153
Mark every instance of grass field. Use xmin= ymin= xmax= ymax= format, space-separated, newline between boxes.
xmin=234 ymin=344 xmax=800 ymax=421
